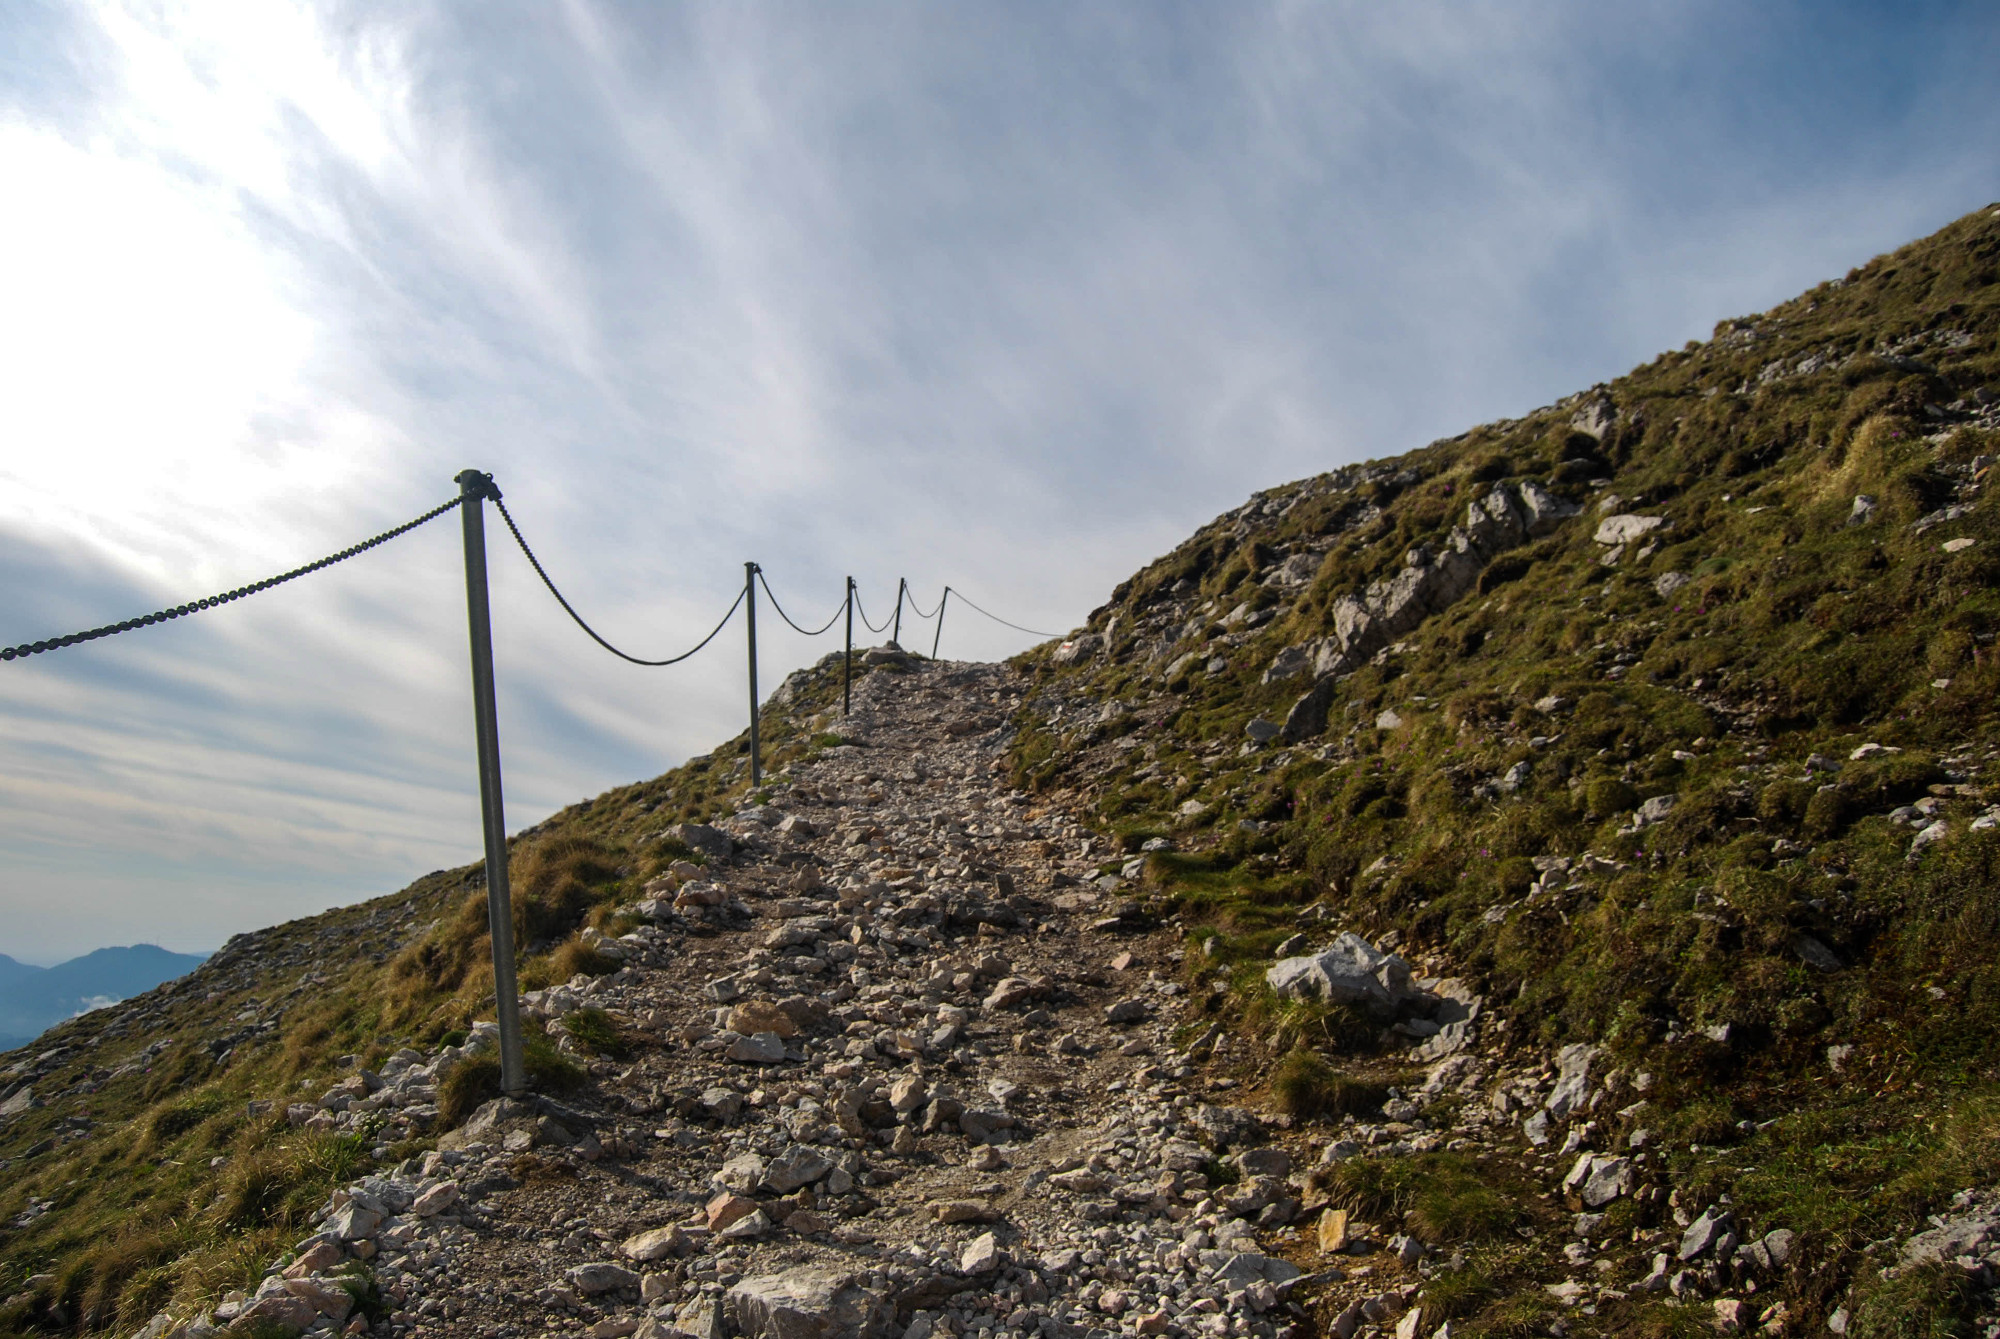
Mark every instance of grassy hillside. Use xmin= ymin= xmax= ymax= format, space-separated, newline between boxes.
xmin=1008 ymin=202 xmax=2000 ymax=1333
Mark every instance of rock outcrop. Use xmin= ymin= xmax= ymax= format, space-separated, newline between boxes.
xmin=1278 ymin=481 xmax=1577 ymax=741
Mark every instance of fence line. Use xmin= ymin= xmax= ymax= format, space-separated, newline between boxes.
xmin=1 ymin=469 xmax=1067 ymax=1092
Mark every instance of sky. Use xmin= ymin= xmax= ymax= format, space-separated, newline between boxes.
xmin=0 ymin=1 xmax=1995 ymax=964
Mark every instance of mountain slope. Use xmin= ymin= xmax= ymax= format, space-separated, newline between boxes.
xmin=3 ymin=205 xmax=2000 ymax=1339
xmin=0 ymin=958 xmax=40 ymax=994
xmin=1001 ymin=200 xmax=2000 ymax=1331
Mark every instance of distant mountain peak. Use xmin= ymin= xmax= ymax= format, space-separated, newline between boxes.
xmin=0 ymin=943 xmax=207 ymax=1052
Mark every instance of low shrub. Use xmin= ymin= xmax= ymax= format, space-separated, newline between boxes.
xmin=521 ymin=940 xmax=621 ymax=990
xmin=1757 ymin=779 xmax=1813 ymax=829
xmin=1804 ymin=786 xmax=1852 ymax=839
xmin=147 ymin=1091 xmax=228 ymax=1144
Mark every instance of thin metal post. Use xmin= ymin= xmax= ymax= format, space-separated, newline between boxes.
xmin=892 ymin=578 xmax=905 ymax=648
xmin=843 ymin=577 xmax=854 ymax=717
xmin=745 ymin=561 xmax=761 ymax=789
xmin=932 ymin=587 xmax=949 ymax=660
xmin=454 ymin=469 xmax=525 ymax=1098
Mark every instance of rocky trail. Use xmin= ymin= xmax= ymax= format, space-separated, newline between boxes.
xmin=251 ymin=657 xmax=1316 ymax=1339
xmin=134 ymin=658 xmax=1826 ymax=1339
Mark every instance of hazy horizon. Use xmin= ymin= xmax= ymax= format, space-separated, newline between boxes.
xmin=1 ymin=943 xmax=213 ymax=972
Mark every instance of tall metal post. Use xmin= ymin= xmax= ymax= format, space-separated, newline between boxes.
xmin=454 ymin=469 xmax=525 ymax=1098
xmin=932 ymin=587 xmax=949 ymax=660
xmin=891 ymin=578 xmax=905 ymax=648
xmin=843 ymin=577 xmax=854 ymax=717
xmin=745 ymin=561 xmax=761 ymax=789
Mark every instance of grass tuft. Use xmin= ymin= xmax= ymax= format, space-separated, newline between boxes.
xmin=1270 ymin=1049 xmax=1386 ymax=1120
xmin=560 ymin=1007 xmax=632 ymax=1059
xmin=435 ymin=1036 xmax=586 ymax=1129
xmin=1321 ymin=1152 xmax=1529 ymax=1244
xmin=1844 ymin=1261 xmax=1979 ymax=1338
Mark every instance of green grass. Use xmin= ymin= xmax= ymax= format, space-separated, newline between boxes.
xmin=7 ymin=205 xmax=2000 ymax=1339
xmin=1270 ymin=1049 xmax=1386 ymax=1120
xmin=0 ymin=1122 xmax=376 ymax=1336
xmin=1319 ymin=1151 xmax=1532 ymax=1243
xmin=1415 ymin=1243 xmax=1573 ymax=1334
xmin=1844 ymin=1262 xmax=1981 ymax=1339
xmin=559 ymin=1007 xmax=633 ymax=1060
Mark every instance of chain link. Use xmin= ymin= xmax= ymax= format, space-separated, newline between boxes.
xmin=851 ymin=585 xmax=895 ymax=635
xmin=754 ymin=570 xmax=846 ymax=637
xmin=493 ymin=498 xmax=745 ymax=665
xmin=900 ymin=584 xmax=944 ymax=621
xmin=940 ymin=587 xmax=1060 ymax=639
xmin=1 ymin=496 xmax=465 ymax=664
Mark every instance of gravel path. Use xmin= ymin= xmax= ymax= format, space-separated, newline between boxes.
xmin=287 ymin=658 xmax=1327 ymax=1339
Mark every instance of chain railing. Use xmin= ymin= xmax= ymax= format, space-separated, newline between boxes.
xmin=2 ymin=468 xmax=1066 ymax=1091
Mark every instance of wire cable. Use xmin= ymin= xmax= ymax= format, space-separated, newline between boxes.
xmin=754 ymin=571 xmax=845 ymax=637
xmin=942 ymin=588 xmax=1062 ymax=639
xmin=1 ymin=496 xmax=465 ymax=664
xmin=900 ymin=585 xmax=944 ymax=621
xmin=494 ymin=498 xmax=744 ymax=666
xmin=852 ymin=586 xmax=894 ymax=635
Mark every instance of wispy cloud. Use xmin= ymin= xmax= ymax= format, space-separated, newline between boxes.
xmin=0 ymin=0 xmax=1995 ymax=960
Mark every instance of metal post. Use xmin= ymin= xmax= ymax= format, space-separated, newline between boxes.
xmin=454 ymin=469 xmax=526 ymax=1098
xmin=843 ymin=577 xmax=854 ymax=717
xmin=892 ymin=578 xmax=905 ymax=648
xmin=931 ymin=587 xmax=949 ymax=660
xmin=745 ymin=561 xmax=761 ymax=789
